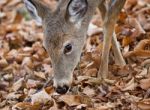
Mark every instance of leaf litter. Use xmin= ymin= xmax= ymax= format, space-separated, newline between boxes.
xmin=0 ymin=0 xmax=150 ymax=110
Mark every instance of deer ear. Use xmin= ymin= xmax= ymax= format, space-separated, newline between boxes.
xmin=23 ymin=0 xmax=50 ymax=24
xmin=67 ymin=0 xmax=88 ymax=23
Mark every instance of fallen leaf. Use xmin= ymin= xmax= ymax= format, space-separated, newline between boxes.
xmin=31 ymin=89 xmax=52 ymax=105
xmin=34 ymin=71 xmax=46 ymax=80
xmin=122 ymin=78 xmax=137 ymax=91
xmin=12 ymin=102 xmax=41 ymax=110
xmin=83 ymin=86 xmax=95 ymax=97
xmin=136 ymin=68 xmax=148 ymax=78
xmin=138 ymin=99 xmax=150 ymax=110
xmin=12 ymin=78 xmax=25 ymax=91
xmin=58 ymin=94 xmax=93 ymax=107
xmin=140 ymin=78 xmax=150 ymax=90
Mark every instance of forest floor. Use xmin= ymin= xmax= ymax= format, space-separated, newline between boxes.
xmin=0 ymin=0 xmax=150 ymax=110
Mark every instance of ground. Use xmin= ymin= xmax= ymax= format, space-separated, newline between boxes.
xmin=0 ymin=0 xmax=150 ymax=110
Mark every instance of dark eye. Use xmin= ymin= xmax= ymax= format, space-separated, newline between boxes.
xmin=64 ymin=44 xmax=72 ymax=54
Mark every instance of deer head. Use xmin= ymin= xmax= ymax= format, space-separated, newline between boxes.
xmin=24 ymin=0 xmax=101 ymax=94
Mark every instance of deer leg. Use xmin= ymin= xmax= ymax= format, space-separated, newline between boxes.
xmin=98 ymin=0 xmax=106 ymax=20
xmin=112 ymin=32 xmax=126 ymax=66
xmin=98 ymin=20 xmax=116 ymax=79
xmin=98 ymin=0 xmax=126 ymax=66
xmin=98 ymin=0 xmax=126 ymax=80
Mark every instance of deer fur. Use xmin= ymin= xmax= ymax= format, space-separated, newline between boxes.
xmin=24 ymin=0 xmax=126 ymax=94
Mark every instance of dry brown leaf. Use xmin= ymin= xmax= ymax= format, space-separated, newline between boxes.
xmin=3 ymin=73 xmax=13 ymax=81
xmin=34 ymin=71 xmax=46 ymax=80
xmin=91 ymin=102 xmax=116 ymax=110
xmin=83 ymin=86 xmax=95 ymax=97
xmin=136 ymin=68 xmax=148 ymax=78
xmin=125 ymin=0 xmax=137 ymax=9
xmin=76 ymin=76 xmax=91 ymax=84
xmin=138 ymin=99 xmax=150 ymax=110
xmin=6 ymin=92 xmax=25 ymax=104
xmin=134 ymin=39 xmax=150 ymax=51
xmin=83 ymin=68 xmax=97 ymax=77
xmin=58 ymin=94 xmax=93 ymax=107
xmin=122 ymin=78 xmax=137 ymax=91
xmin=118 ymin=11 xmax=128 ymax=23
xmin=21 ymin=57 xmax=33 ymax=68
xmin=128 ymin=17 xmax=146 ymax=36
xmin=26 ymin=79 xmax=41 ymax=89
xmin=140 ymin=78 xmax=150 ymax=90
xmin=125 ymin=50 xmax=150 ymax=58
xmin=11 ymin=11 xmax=23 ymax=24
xmin=0 ymin=106 xmax=10 ymax=110
xmin=1 ymin=0 xmax=150 ymax=109
xmin=0 ymin=58 xmax=8 ymax=68
xmin=0 ymin=0 xmax=8 ymax=6
xmin=122 ymin=36 xmax=132 ymax=47
xmin=7 ymin=0 xmax=21 ymax=7
xmin=31 ymin=89 xmax=52 ymax=104
xmin=124 ymin=39 xmax=150 ymax=58
xmin=45 ymin=86 xmax=55 ymax=94
xmin=12 ymin=78 xmax=25 ymax=91
xmin=0 ymin=81 xmax=9 ymax=90
xmin=12 ymin=102 xmax=41 ymax=110
xmin=58 ymin=95 xmax=81 ymax=106
xmin=142 ymin=59 xmax=150 ymax=68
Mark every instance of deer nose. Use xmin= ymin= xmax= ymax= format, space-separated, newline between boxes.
xmin=56 ymin=85 xmax=69 ymax=94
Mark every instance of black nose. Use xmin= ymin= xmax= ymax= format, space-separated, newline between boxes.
xmin=56 ymin=85 xmax=69 ymax=94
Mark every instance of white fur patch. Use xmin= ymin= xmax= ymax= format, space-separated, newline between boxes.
xmin=53 ymin=76 xmax=73 ymax=88
xmin=70 ymin=17 xmax=82 ymax=29
xmin=75 ymin=20 xmax=82 ymax=29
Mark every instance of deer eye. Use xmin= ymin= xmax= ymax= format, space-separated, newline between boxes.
xmin=64 ymin=43 xmax=72 ymax=54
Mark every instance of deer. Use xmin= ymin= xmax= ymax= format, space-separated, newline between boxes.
xmin=23 ymin=0 xmax=126 ymax=94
